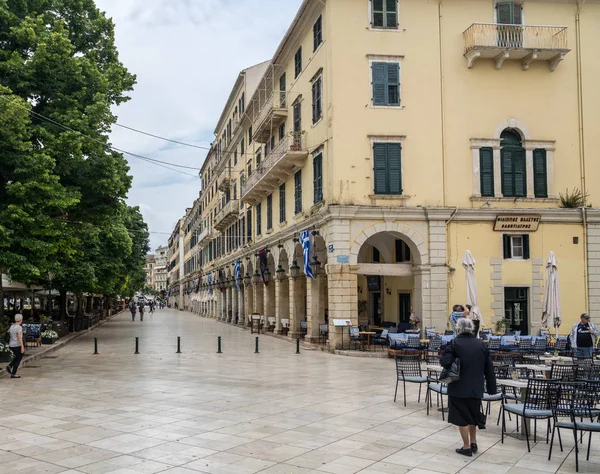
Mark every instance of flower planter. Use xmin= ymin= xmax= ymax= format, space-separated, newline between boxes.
xmin=0 ymin=352 xmax=13 ymax=363
xmin=42 ymin=337 xmax=56 ymax=345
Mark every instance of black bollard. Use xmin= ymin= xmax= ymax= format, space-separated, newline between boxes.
xmin=177 ymin=336 xmax=181 ymax=354
xmin=135 ymin=337 xmax=139 ymax=354
xmin=296 ymin=338 xmax=300 ymax=354
xmin=217 ymin=336 xmax=222 ymax=354
xmin=93 ymin=337 xmax=98 ymax=355
xmin=255 ymin=336 xmax=259 ymax=354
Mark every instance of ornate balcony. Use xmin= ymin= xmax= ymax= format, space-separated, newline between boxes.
xmin=463 ymin=23 xmax=569 ymax=71
xmin=217 ymin=170 xmax=232 ymax=192
xmin=241 ymin=132 xmax=308 ymax=204
xmin=252 ymin=93 xmax=288 ymax=143
xmin=197 ymin=228 xmax=212 ymax=246
xmin=214 ymin=200 xmax=240 ymax=232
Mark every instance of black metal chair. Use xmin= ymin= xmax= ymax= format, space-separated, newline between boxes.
xmin=502 ymin=378 xmax=560 ymax=452
xmin=549 ymin=380 xmax=600 ymax=472
xmin=425 ymin=352 xmax=440 ymax=365
xmin=550 ymin=362 xmax=576 ymax=383
xmin=372 ymin=329 xmax=389 ymax=350
xmin=405 ymin=335 xmax=421 ymax=355
xmin=349 ymin=327 xmax=365 ymax=351
xmin=425 ymin=368 xmax=447 ymax=420
xmin=575 ymin=363 xmax=600 ymax=381
xmin=533 ymin=337 xmax=548 ymax=354
xmin=554 ymin=337 xmax=569 ymax=355
xmin=519 ymin=337 xmax=534 ymax=353
xmin=393 ymin=354 xmax=428 ymax=407
xmin=488 ymin=337 xmax=502 ymax=352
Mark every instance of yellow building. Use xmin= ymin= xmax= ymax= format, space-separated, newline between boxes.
xmin=189 ymin=0 xmax=600 ymax=349
xmin=167 ymin=218 xmax=184 ymax=308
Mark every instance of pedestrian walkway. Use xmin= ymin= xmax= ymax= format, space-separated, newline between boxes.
xmin=0 ymin=309 xmax=591 ymax=473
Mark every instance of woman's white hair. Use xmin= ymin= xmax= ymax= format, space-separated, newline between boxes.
xmin=456 ymin=317 xmax=474 ymax=334
xmin=14 ymin=314 xmax=23 ymax=322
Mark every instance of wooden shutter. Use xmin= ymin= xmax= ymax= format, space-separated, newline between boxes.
xmin=496 ymin=2 xmax=512 ymax=24
xmin=501 ymin=149 xmax=514 ymax=196
xmin=279 ymin=183 xmax=286 ymax=223
xmin=387 ymin=62 xmax=400 ymax=106
xmin=373 ymin=143 xmax=388 ymax=194
xmin=295 ymin=170 xmax=302 ymax=214
xmin=267 ymin=195 xmax=272 ymax=230
xmin=479 ymin=147 xmax=494 ymax=197
xmin=385 ymin=0 xmax=397 ymax=27
xmin=372 ymin=62 xmax=387 ymax=106
xmin=522 ymin=234 xmax=530 ymax=260
xmin=279 ymin=73 xmax=286 ymax=107
xmin=256 ymin=203 xmax=261 ymax=235
xmin=313 ymin=153 xmax=323 ymax=203
xmin=512 ymin=2 xmax=523 ymax=24
xmin=313 ymin=15 xmax=322 ymax=51
xmin=503 ymin=235 xmax=512 ymax=259
xmin=533 ymin=149 xmax=548 ymax=198
xmin=387 ymin=143 xmax=402 ymax=194
xmin=293 ymin=101 xmax=301 ymax=132
xmin=312 ymin=78 xmax=322 ymax=123
xmin=513 ymin=149 xmax=526 ymax=197
xmin=372 ymin=0 xmax=384 ymax=27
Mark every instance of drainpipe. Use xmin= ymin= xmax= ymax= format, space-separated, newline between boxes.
xmin=438 ymin=0 xmax=448 ymax=207
xmin=576 ymin=0 xmax=587 ymax=198
xmin=582 ymin=207 xmax=589 ymax=312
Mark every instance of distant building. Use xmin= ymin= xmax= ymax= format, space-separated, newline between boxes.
xmin=144 ymin=254 xmax=155 ymax=289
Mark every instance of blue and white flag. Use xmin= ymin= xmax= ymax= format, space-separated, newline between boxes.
xmin=207 ymin=272 xmax=212 ymax=294
xmin=301 ymin=230 xmax=315 ymax=280
xmin=234 ymin=260 xmax=241 ymax=291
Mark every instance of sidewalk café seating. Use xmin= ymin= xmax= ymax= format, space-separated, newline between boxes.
xmin=575 ymin=362 xmax=600 ymax=381
xmin=540 ymin=329 xmax=551 ymax=338
xmin=501 ymin=335 xmax=519 ymax=351
xmin=501 ymin=378 xmax=560 ymax=452
xmin=426 ymin=352 xmax=440 ymax=365
xmin=549 ymin=380 xmax=600 ymax=472
xmin=425 ymin=367 xmax=448 ymax=420
xmin=425 ymin=327 xmax=437 ymax=338
xmin=300 ymin=321 xmax=308 ymax=337
xmin=373 ymin=329 xmax=389 ymax=349
xmin=388 ymin=333 xmax=408 ymax=350
xmin=518 ymin=336 xmax=534 ymax=353
xmin=533 ymin=337 xmax=548 ymax=353
xmin=281 ymin=318 xmax=290 ymax=336
xmin=319 ymin=323 xmax=328 ymax=343
xmin=394 ymin=354 xmax=427 ymax=406
xmin=266 ymin=317 xmax=276 ymax=332
xmin=553 ymin=336 xmax=570 ymax=355
xmin=405 ymin=335 xmax=422 ymax=354
xmin=488 ymin=336 xmax=502 ymax=352
xmin=440 ymin=334 xmax=454 ymax=348
xmin=398 ymin=322 xmax=410 ymax=333
xmin=550 ymin=362 xmax=576 ymax=383
xmin=350 ymin=326 xmax=366 ymax=350
xmin=428 ymin=335 xmax=442 ymax=354
xmin=23 ymin=323 xmax=42 ymax=347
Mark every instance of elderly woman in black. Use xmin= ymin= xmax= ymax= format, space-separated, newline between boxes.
xmin=440 ymin=318 xmax=497 ymax=457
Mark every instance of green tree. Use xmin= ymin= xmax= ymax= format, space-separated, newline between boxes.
xmin=0 ymin=0 xmax=142 ymax=316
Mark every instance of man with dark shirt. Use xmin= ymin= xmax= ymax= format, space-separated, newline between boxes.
xmin=569 ymin=313 xmax=600 ymax=359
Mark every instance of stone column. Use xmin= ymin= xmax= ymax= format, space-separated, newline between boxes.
xmin=264 ymin=281 xmax=275 ymax=330
xmin=275 ymin=277 xmax=289 ymax=334
xmin=426 ymin=218 xmax=449 ymax=332
xmin=238 ymin=286 xmax=245 ymax=326
xmin=245 ymin=283 xmax=254 ymax=327
xmin=289 ymin=276 xmax=305 ymax=339
xmin=306 ymin=273 xmax=325 ymax=343
xmin=231 ymin=286 xmax=238 ymax=324
xmin=254 ymin=283 xmax=264 ymax=315
xmin=327 ymin=265 xmax=358 ymax=349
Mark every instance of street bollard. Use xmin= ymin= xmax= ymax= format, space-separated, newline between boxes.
xmin=135 ymin=337 xmax=139 ymax=354
xmin=177 ymin=336 xmax=181 ymax=354
xmin=93 ymin=337 xmax=98 ymax=355
xmin=255 ymin=336 xmax=259 ymax=354
xmin=217 ymin=336 xmax=222 ymax=354
xmin=296 ymin=338 xmax=300 ymax=354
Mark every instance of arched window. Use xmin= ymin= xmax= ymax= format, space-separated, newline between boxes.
xmin=501 ymin=129 xmax=526 ymax=197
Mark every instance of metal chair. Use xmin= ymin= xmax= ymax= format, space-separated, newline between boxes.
xmin=502 ymin=378 xmax=560 ymax=452
xmin=372 ymin=329 xmax=389 ymax=350
xmin=554 ymin=337 xmax=569 ymax=355
xmin=575 ymin=363 xmax=600 ymax=381
xmin=519 ymin=337 xmax=534 ymax=353
xmin=488 ymin=337 xmax=502 ymax=352
xmin=549 ymin=380 xmax=600 ymax=472
xmin=349 ymin=327 xmax=365 ymax=351
xmin=425 ymin=368 xmax=447 ymax=420
xmin=550 ymin=362 xmax=576 ymax=383
xmin=425 ymin=352 xmax=440 ymax=365
xmin=533 ymin=337 xmax=548 ymax=354
xmin=428 ymin=335 xmax=442 ymax=353
xmin=405 ymin=335 xmax=421 ymax=354
xmin=393 ymin=354 xmax=428 ymax=407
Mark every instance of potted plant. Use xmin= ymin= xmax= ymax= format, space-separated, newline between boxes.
xmin=41 ymin=329 xmax=58 ymax=345
xmin=0 ymin=341 xmax=13 ymax=363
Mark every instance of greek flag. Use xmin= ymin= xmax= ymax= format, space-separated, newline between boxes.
xmin=207 ymin=272 xmax=212 ymax=294
xmin=234 ymin=260 xmax=241 ymax=291
xmin=301 ymin=230 xmax=315 ymax=280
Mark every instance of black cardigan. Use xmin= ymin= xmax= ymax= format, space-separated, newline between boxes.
xmin=440 ymin=333 xmax=497 ymax=399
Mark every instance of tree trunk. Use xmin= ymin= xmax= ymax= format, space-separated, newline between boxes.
xmin=59 ymin=290 xmax=67 ymax=321
xmin=76 ymin=293 xmax=84 ymax=318
xmin=0 ymin=273 xmax=4 ymax=321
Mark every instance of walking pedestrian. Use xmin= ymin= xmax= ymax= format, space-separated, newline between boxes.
xmin=139 ymin=301 xmax=145 ymax=321
xmin=569 ymin=313 xmax=600 ymax=359
xmin=440 ymin=318 xmax=496 ymax=457
xmin=129 ymin=301 xmax=137 ymax=321
xmin=6 ymin=314 xmax=25 ymax=379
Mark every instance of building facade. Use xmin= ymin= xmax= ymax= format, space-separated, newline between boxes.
xmin=182 ymin=0 xmax=600 ymax=348
xmin=153 ymin=245 xmax=168 ymax=293
xmin=167 ymin=219 xmax=184 ymax=308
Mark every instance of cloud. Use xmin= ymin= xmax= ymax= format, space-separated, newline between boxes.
xmin=94 ymin=0 xmax=303 ymax=250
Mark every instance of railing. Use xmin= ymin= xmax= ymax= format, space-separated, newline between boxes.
xmin=197 ymin=228 xmax=210 ymax=245
xmin=464 ymin=23 xmax=568 ymax=52
xmin=253 ymin=93 xmax=285 ymax=133
xmin=242 ymin=133 xmax=304 ymax=197
xmin=215 ymin=200 xmax=240 ymax=227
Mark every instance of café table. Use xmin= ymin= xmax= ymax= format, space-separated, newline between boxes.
xmin=515 ymin=364 xmax=551 ymax=375
xmin=359 ymin=331 xmax=376 ymax=350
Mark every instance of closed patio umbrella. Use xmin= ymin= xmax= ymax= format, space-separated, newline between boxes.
xmin=542 ymin=251 xmax=561 ymax=338
xmin=462 ymin=250 xmax=483 ymax=333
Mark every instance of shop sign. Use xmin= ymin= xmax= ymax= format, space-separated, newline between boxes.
xmin=494 ymin=215 xmax=541 ymax=232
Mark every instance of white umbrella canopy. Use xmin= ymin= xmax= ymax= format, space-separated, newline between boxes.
xmin=462 ymin=250 xmax=483 ymax=329
xmin=542 ymin=251 xmax=561 ymax=338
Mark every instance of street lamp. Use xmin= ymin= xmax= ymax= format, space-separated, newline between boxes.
xmin=263 ymin=267 xmax=271 ymax=285
xmin=252 ymin=269 xmax=261 ymax=285
xmin=244 ymin=272 xmax=251 ymax=288
xmin=311 ymin=254 xmax=321 ymax=276
xmin=276 ymin=264 xmax=286 ymax=281
xmin=290 ymin=260 xmax=300 ymax=279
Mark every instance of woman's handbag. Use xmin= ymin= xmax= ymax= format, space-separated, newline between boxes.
xmin=439 ymin=341 xmax=461 ymax=384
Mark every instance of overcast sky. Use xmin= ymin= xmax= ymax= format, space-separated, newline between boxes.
xmin=94 ymin=0 xmax=303 ymax=252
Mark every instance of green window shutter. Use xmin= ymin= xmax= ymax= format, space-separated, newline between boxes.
xmin=279 ymin=73 xmax=286 ymax=107
xmin=372 ymin=62 xmax=387 ymax=106
xmin=496 ymin=2 xmax=512 ymax=24
xmin=293 ymin=101 xmax=301 ymax=132
xmin=256 ymin=203 xmax=261 ymax=235
xmin=479 ymin=147 xmax=494 ymax=197
xmin=294 ymin=170 xmax=302 ymax=214
xmin=267 ymin=195 xmax=272 ymax=230
xmin=279 ymin=183 xmax=286 ymax=223
xmin=385 ymin=0 xmax=397 ymax=27
xmin=387 ymin=62 xmax=400 ymax=106
xmin=295 ymin=47 xmax=302 ymax=78
xmin=513 ymin=149 xmax=526 ymax=197
xmin=501 ymin=149 xmax=514 ymax=197
xmin=533 ymin=149 xmax=548 ymax=198
xmin=373 ymin=143 xmax=389 ymax=194
xmin=387 ymin=143 xmax=402 ymax=194
xmin=512 ymin=3 xmax=522 ymax=24
xmin=312 ymin=77 xmax=322 ymax=123
xmin=313 ymin=153 xmax=323 ymax=203
xmin=372 ymin=0 xmax=384 ymax=27
xmin=522 ymin=234 xmax=530 ymax=260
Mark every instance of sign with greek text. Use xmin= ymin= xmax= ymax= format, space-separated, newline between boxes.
xmin=494 ymin=215 xmax=541 ymax=232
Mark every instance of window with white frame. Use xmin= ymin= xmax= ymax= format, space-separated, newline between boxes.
xmin=369 ymin=57 xmax=402 ymax=107
xmin=370 ymin=0 xmax=398 ymax=29
xmin=503 ymin=234 xmax=530 ymax=260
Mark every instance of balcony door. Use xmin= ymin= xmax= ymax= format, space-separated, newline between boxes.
xmin=496 ymin=1 xmax=523 ymax=48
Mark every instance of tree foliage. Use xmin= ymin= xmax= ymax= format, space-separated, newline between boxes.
xmin=0 ymin=0 xmax=149 ymax=315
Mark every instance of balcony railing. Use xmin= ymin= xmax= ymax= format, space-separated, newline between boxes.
xmin=217 ymin=170 xmax=232 ymax=192
xmin=197 ymin=228 xmax=211 ymax=246
xmin=241 ymin=132 xmax=307 ymax=203
xmin=214 ymin=200 xmax=240 ymax=231
xmin=252 ymin=93 xmax=287 ymax=143
xmin=463 ymin=23 xmax=569 ymax=71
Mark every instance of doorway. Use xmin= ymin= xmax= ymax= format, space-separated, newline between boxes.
xmin=504 ymin=287 xmax=529 ymax=335
xmin=399 ymin=293 xmax=411 ymax=325
xmin=372 ymin=293 xmax=381 ymax=326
